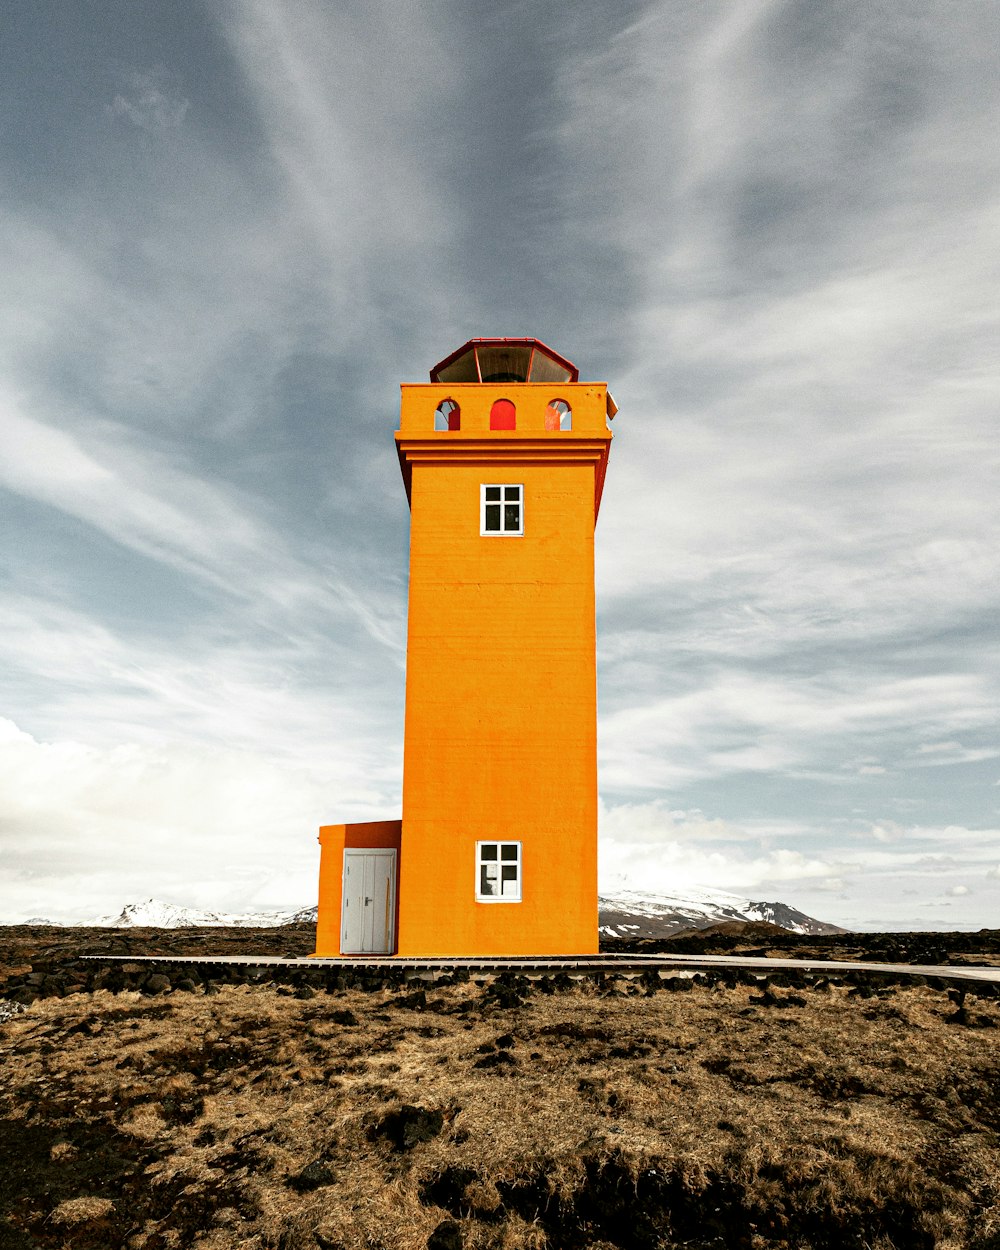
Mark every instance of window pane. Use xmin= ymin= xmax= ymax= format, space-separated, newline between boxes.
xmin=500 ymin=845 xmax=518 ymax=861
xmin=504 ymin=504 xmax=520 ymax=531
xmin=528 ymin=351 xmax=573 ymax=384
xmin=504 ymin=486 xmax=520 ymax=501
xmin=501 ymin=866 xmax=517 ymax=883
xmin=485 ymin=505 xmax=501 ymax=531
xmin=435 ymin=348 xmax=479 ymax=383
xmin=485 ymin=486 xmax=501 ymax=502
xmin=480 ymin=868 xmax=497 ymax=896
xmin=478 ymin=345 xmax=531 ymax=383
xmin=480 ymin=844 xmax=498 ymax=860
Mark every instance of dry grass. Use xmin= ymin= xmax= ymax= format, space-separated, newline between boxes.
xmin=2 ymin=966 xmax=1000 ymax=1249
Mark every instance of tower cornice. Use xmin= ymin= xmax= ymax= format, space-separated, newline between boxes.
xmin=395 ymin=434 xmax=613 ymax=520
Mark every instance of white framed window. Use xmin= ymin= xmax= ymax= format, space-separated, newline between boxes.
xmin=481 ymin=484 xmax=523 ymax=536
xmin=476 ymin=841 xmax=522 ymax=902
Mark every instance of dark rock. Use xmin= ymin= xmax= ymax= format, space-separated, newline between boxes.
xmin=473 ymin=1051 xmax=517 ymax=1070
xmin=295 ymin=986 xmax=316 ymax=1000
xmin=377 ymin=1104 xmax=445 ymax=1150
xmin=330 ymin=1009 xmax=358 ymax=1026
xmin=427 ymin=1218 xmax=463 ymax=1250
xmin=144 ymin=974 xmax=172 ymax=995
xmin=484 ymin=973 xmax=531 ymax=1008
xmin=750 ymin=989 xmax=806 ymax=1009
xmin=288 ymin=1159 xmax=335 ymax=1192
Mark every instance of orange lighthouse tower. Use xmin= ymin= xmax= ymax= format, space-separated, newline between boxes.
xmin=315 ymin=338 xmax=616 ymax=957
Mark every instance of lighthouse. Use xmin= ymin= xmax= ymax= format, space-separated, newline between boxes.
xmin=314 ymin=338 xmax=616 ymax=957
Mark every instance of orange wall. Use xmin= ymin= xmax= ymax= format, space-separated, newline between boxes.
xmin=395 ymin=383 xmax=612 ymax=955
xmin=315 ymin=819 xmax=401 ymax=956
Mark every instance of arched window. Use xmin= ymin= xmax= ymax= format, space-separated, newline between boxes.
xmin=434 ymin=398 xmax=460 ymax=431
xmin=489 ymin=398 xmax=516 ymax=431
xmin=545 ymin=399 xmax=572 ymax=431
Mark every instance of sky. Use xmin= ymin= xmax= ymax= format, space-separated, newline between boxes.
xmin=1 ymin=0 xmax=998 ymax=930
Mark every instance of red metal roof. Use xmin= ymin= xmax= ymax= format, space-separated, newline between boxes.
xmin=429 ymin=337 xmax=579 ymax=384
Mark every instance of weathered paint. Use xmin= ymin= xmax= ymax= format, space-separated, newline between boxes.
xmin=394 ymin=380 xmax=612 ymax=955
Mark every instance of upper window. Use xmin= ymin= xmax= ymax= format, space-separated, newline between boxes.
xmin=434 ymin=398 xmax=460 ymax=431
xmin=545 ymin=399 xmax=572 ymax=431
xmin=481 ymin=484 xmax=522 ymax=536
xmin=477 ymin=841 xmax=521 ymax=902
xmin=490 ymin=399 xmax=516 ymax=430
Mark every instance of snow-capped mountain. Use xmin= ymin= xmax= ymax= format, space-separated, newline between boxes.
xmin=93 ymin=899 xmax=317 ymax=929
xmin=83 ymin=891 xmax=841 ymax=935
xmin=598 ymin=887 xmax=845 ymax=938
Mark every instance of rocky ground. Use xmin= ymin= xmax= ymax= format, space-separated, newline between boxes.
xmin=2 ymin=925 xmax=1000 ymax=1249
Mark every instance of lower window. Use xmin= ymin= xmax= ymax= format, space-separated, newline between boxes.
xmin=476 ymin=841 xmax=522 ymax=902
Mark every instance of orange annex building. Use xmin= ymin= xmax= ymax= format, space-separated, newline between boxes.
xmin=315 ymin=338 xmax=617 ymax=957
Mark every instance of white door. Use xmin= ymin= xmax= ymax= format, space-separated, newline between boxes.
xmin=342 ymin=849 xmax=396 ymax=954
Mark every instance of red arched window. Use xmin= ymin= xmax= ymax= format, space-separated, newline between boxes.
xmin=489 ymin=399 xmax=516 ymax=430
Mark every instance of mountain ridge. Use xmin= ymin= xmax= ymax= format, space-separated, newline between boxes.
xmin=7 ymin=889 xmax=844 ymax=934
xmin=597 ymin=887 xmax=846 ymax=937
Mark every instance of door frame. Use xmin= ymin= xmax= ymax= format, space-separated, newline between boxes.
xmin=341 ymin=848 xmax=397 ymax=955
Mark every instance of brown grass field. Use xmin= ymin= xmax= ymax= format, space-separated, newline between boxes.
xmin=2 ymin=925 xmax=1000 ymax=1250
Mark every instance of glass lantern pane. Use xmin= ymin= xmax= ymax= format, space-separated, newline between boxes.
xmin=477 ymin=344 xmax=531 ymax=383
xmin=435 ymin=348 xmax=479 ymax=383
xmin=528 ymin=351 xmax=573 ymax=383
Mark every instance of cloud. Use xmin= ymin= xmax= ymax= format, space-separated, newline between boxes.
xmin=0 ymin=389 xmax=404 ymax=652
xmin=945 ymin=885 xmax=970 ymax=897
xmin=598 ymin=798 xmax=848 ymax=895
xmin=871 ymin=821 xmax=905 ymax=844
xmin=911 ymin=742 xmax=1000 ymax=767
xmin=0 ymin=717 xmax=395 ymax=923
xmin=109 ymin=68 xmax=190 ymax=132
xmin=599 ymin=669 xmax=998 ymax=793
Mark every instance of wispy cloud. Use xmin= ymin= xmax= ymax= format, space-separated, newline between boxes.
xmin=108 ymin=68 xmax=190 ymax=133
